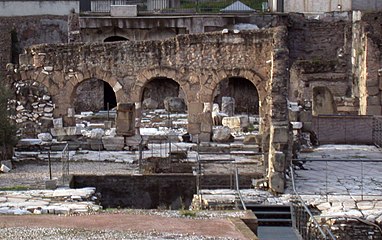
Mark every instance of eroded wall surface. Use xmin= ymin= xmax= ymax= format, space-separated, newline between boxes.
xmin=352 ymin=11 xmax=382 ymax=115
xmin=0 ymin=15 xmax=68 ymax=79
xmin=10 ymin=28 xmax=286 ymax=138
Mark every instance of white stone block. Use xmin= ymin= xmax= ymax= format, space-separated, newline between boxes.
xmin=38 ymin=133 xmax=53 ymax=142
xmin=222 ymin=116 xmax=249 ymax=130
xmin=110 ymin=5 xmax=137 ymax=17
xmin=53 ymin=118 xmax=63 ymax=128
xmin=0 ymin=164 xmax=10 ymax=173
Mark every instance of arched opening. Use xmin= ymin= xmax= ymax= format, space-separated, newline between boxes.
xmin=313 ymin=86 xmax=337 ymax=116
xmin=104 ymin=36 xmax=128 ymax=42
xmin=213 ymin=77 xmax=259 ymax=115
xmin=140 ymin=77 xmax=187 ymax=134
xmin=73 ymin=78 xmax=117 ymax=113
xmin=141 ymin=77 xmax=186 ymax=111
xmin=212 ymin=77 xmax=260 ymax=133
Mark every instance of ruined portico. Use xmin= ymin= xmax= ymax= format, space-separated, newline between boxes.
xmin=6 ymin=26 xmax=290 ymax=192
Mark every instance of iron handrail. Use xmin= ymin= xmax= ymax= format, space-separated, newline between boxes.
xmin=62 ymin=142 xmax=69 ymax=156
xmin=294 ymin=159 xmax=382 ymax=162
xmin=234 ymin=167 xmax=246 ymax=211
xmin=290 ymin=166 xmax=336 ymax=240
xmin=61 ymin=143 xmax=70 ymax=186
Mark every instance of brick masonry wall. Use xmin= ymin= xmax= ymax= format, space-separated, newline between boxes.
xmin=0 ymin=24 xmax=11 ymax=80
xmin=312 ymin=115 xmax=374 ymax=144
xmin=287 ymin=13 xmax=354 ymax=113
xmin=0 ymin=15 xmax=68 ymax=79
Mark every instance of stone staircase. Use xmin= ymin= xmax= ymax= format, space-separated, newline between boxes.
xmin=248 ymin=205 xmax=293 ymax=227
xmin=247 ymin=204 xmax=301 ymax=240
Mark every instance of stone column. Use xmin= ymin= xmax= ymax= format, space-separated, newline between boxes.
xmin=221 ymin=97 xmax=235 ymax=117
xmin=187 ymin=102 xmax=212 ymax=142
xmin=135 ymin=102 xmax=142 ymax=135
xmin=116 ymin=103 xmax=135 ymax=137
xmin=267 ymin=26 xmax=291 ymax=193
xmin=267 ymin=123 xmax=290 ymax=193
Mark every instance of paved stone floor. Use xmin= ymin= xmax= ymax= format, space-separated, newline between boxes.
xmin=284 ymin=144 xmax=382 ymax=224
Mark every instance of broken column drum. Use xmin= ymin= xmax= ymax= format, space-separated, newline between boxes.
xmin=221 ymin=97 xmax=235 ymax=117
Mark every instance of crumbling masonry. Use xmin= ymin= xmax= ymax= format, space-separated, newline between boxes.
xmin=4 ymin=11 xmax=382 ymax=193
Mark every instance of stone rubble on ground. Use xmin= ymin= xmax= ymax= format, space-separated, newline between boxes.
xmin=0 ymin=187 xmax=101 ymax=215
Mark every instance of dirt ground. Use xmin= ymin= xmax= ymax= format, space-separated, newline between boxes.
xmin=0 ymin=212 xmax=247 ymax=239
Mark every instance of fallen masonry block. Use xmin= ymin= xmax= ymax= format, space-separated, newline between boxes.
xmin=102 ymin=136 xmax=125 ymax=151
xmin=222 ymin=116 xmax=249 ymax=131
xmin=1 ymin=160 xmax=12 ymax=170
xmin=0 ymin=164 xmax=11 ymax=173
xmin=45 ymin=179 xmax=57 ymax=190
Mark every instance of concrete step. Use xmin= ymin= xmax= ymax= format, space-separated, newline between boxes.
xmin=257 ymin=226 xmax=301 ymax=240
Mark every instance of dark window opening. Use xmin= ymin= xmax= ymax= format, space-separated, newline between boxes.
xmin=104 ymin=36 xmax=128 ymax=42
xmin=10 ymin=29 xmax=20 ymax=64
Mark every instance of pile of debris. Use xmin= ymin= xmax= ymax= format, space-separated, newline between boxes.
xmin=0 ymin=187 xmax=101 ymax=215
xmin=8 ymin=80 xmax=54 ymax=137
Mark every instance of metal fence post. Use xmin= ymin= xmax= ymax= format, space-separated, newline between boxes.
xmin=326 ymin=160 xmax=328 ymax=202
xmin=361 ymin=161 xmax=364 ymax=201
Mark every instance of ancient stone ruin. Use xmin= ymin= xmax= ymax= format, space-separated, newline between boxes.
xmin=2 ymin=7 xmax=382 ymax=239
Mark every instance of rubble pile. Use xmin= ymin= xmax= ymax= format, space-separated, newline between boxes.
xmin=8 ymin=80 xmax=54 ymax=137
xmin=140 ymin=109 xmax=188 ymax=130
xmin=0 ymin=187 xmax=101 ymax=215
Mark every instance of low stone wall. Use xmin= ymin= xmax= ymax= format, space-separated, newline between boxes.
xmin=70 ymin=173 xmax=259 ymax=209
xmin=71 ymin=174 xmax=196 ymax=209
xmin=200 ymin=174 xmax=261 ymax=189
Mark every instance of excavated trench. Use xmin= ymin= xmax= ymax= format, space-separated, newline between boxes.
xmin=70 ymin=157 xmax=262 ymax=209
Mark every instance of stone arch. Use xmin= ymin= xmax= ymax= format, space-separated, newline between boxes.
xmin=213 ymin=77 xmax=260 ymax=115
xmin=203 ymin=69 xmax=267 ymax=104
xmin=141 ymin=77 xmax=186 ymax=111
xmin=104 ymin=36 xmax=129 ymax=42
xmin=71 ymin=78 xmax=118 ymax=113
xmin=73 ymin=67 xmax=128 ymax=104
xmin=313 ymin=86 xmax=337 ymax=116
xmin=132 ymin=67 xmax=189 ymax=104
xmin=205 ymin=69 xmax=268 ymax=131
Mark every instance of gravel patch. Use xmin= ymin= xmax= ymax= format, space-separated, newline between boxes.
xmin=0 ymin=227 xmax=236 ymax=240
xmin=99 ymin=209 xmax=247 ymax=220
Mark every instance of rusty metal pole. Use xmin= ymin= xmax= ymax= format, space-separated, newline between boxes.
xmin=107 ymin=102 xmax=110 ymax=121
xmin=48 ymin=146 xmax=52 ymax=180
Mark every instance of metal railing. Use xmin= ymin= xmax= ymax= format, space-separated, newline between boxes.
xmin=290 ymin=166 xmax=336 ymax=240
xmin=61 ymin=143 xmax=70 ymax=186
xmin=80 ymin=0 xmax=262 ymax=13
xmin=291 ymin=159 xmax=382 ymax=200
xmin=373 ymin=116 xmax=382 ymax=147
xmin=234 ymin=167 xmax=246 ymax=210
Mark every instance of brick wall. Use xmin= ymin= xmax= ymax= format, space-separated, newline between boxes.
xmin=312 ymin=115 xmax=374 ymax=144
xmin=0 ymin=15 xmax=68 ymax=79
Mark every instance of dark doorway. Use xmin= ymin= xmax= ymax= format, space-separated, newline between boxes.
xmin=213 ymin=77 xmax=259 ymax=115
xmin=73 ymin=78 xmax=117 ymax=113
xmin=104 ymin=81 xmax=117 ymax=110
xmin=142 ymin=77 xmax=184 ymax=109
xmin=104 ymin=36 xmax=128 ymax=42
